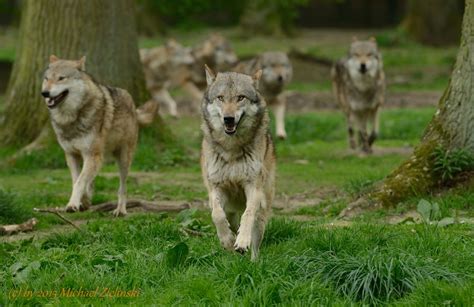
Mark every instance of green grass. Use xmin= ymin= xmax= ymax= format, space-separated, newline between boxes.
xmin=1 ymin=106 xmax=473 ymax=305
xmin=0 ymin=216 xmax=472 ymax=305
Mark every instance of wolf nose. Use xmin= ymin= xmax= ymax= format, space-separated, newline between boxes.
xmin=224 ymin=117 xmax=235 ymax=125
xmin=360 ymin=63 xmax=367 ymax=73
xmin=277 ymin=75 xmax=283 ymax=82
xmin=41 ymin=91 xmax=50 ymax=98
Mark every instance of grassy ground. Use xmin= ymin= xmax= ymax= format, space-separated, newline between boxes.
xmin=1 ymin=106 xmax=473 ymax=305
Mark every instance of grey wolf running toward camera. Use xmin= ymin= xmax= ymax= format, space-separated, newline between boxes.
xmin=41 ymin=55 xmax=156 ymax=216
xmin=331 ymin=37 xmax=385 ymax=154
xmin=234 ymin=51 xmax=293 ymax=139
xmin=200 ymin=65 xmax=276 ymax=260
xmin=140 ymin=39 xmax=195 ymax=117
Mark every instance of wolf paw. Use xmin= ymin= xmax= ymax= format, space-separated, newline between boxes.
xmin=65 ymin=202 xmax=80 ymax=212
xmin=234 ymin=233 xmax=251 ymax=254
xmin=218 ymin=232 xmax=235 ymax=251
xmin=112 ymin=208 xmax=127 ymax=217
xmin=277 ymin=132 xmax=287 ymax=140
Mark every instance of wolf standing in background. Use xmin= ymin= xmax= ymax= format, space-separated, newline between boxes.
xmin=235 ymin=52 xmax=292 ymax=139
xmin=41 ymin=55 xmax=153 ymax=216
xmin=140 ymin=40 xmax=195 ymax=117
xmin=200 ymin=65 xmax=276 ymax=260
xmin=331 ymin=37 xmax=385 ymax=154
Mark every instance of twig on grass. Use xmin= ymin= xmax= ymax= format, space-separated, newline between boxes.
xmin=33 ymin=207 xmax=82 ymax=231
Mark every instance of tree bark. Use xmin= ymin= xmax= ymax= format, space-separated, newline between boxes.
xmin=341 ymin=0 xmax=474 ymax=217
xmin=401 ymin=0 xmax=464 ymax=46
xmin=0 ymin=0 xmax=149 ymax=146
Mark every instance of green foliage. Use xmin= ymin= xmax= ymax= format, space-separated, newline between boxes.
xmin=417 ymin=199 xmax=455 ymax=227
xmin=299 ymin=249 xmax=460 ymax=304
xmin=0 ymin=189 xmax=30 ymax=225
xmin=432 ymin=146 xmax=474 ymax=182
xmin=137 ymin=0 xmax=246 ymax=29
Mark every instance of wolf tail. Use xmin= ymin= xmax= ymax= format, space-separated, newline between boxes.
xmin=136 ymin=100 xmax=159 ymax=126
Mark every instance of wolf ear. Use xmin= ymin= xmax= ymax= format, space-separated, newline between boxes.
xmin=352 ymin=36 xmax=358 ymax=42
xmin=252 ymin=69 xmax=262 ymax=87
xmin=77 ymin=56 xmax=86 ymax=71
xmin=49 ymin=55 xmax=59 ymax=63
xmin=205 ymin=64 xmax=216 ymax=86
xmin=369 ymin=36 xmax=377 ymax=44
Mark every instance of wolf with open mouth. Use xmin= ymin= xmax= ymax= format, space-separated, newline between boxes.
xmin=200 ymin=65 xmax=276 ymax=260
xmin=41 ymin=55 xmax=157 ymax=216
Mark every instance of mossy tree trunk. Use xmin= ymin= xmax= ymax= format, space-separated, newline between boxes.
xmin=401 ymin=0 xmax=464 ymax=46
xmin=342 ymin=0 xmax=474 ymax=217
xmin=0 ymin=0 xmax=149 ymax=147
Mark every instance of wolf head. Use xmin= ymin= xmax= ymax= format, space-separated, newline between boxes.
xmin=203 ymin=65 xmax=264 ymax=136
xmin=259 ymin=52 xmax=292 ymax=88
xmin=194 ymin=34 xmax=238 ymax=71
xmin=41 ymin=55 xmax=87 ymax=110
xmin=346 ymin=37 xmax=382 ymax=79
xmin=165 ymin=39 xmax=194 ymax=67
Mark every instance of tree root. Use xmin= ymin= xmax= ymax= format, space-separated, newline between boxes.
xmin=91 ymin=199 xmax=191 ymax=213
xmin=0 ymin=218 xmax=39 ymax=236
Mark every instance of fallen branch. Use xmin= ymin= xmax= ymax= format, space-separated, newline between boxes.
xmin=33 ymin=207 xmax=82 ymax=231
xmin=0 ymin=218 xmax=39 ymax=236
xmin=92 ymin=199 xmax=191 ymax=213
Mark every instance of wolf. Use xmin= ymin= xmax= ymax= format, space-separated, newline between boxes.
xmin=200 ymin=65 xmax=276 ymax=260
xmin=234 ymin=51 xmax=293 ymax=139
xmin=41 ymin=55 xmax=155 ymax=216
xmin=140 ymin=39 xmax=195 ymax=117
xmin=331 ymin=37 xmax=385 ymax=154
xmin=190 ymin=33 xmax=239 ymax=89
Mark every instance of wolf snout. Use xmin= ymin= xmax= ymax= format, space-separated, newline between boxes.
xmin=277 ymin=75 xmax=283 ymax=83
xmin=41 ymin=91 xmax=50 ymax=98
xmin=360 ymin=63 xmax=367 ymax=74
xmin=224 ymin=116 xmax=235 ymax=126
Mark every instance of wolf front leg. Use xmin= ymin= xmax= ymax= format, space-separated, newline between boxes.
xmin=66 ymin=153 xmax=102 ymax=212
xmin=235 ymin=184 xmax=266 ymax=260
xmin=272 ymin=95 xmax=287 ymax=140
xmin=154 ymin=88 xmax=179 ymax=118
xmin=367 ymin=108 xmax=380 ymax=148
xmin=209 ymin=188 xmax=235 ymax=251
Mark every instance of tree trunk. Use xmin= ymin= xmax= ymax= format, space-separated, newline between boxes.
xmin=341 ymin=0 xmax=474 ymax=217
xmin=0 ymin=0 xmax=149 ymax=146
xmin=401 ymin=0 xmax=464 ymax=46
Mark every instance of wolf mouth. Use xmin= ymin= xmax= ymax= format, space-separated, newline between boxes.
xmin=46 ymin=90 xmax=69 ymax=109
xmin=224 ymin=112 xmax=245 ymax=135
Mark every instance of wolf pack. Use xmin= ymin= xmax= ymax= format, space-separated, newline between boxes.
xmin=41 ymin=34 xmax=384 ymax=260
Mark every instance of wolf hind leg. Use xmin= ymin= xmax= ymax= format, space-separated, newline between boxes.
xmin=113 ymin=147 xmax=133 ymax=217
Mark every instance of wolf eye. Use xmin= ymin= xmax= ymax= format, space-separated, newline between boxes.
xmin=58 ymin=76 xmax=66 ymax=81
xmin=237 ymin=95 xmax=245 ymax=102
xmin=217 ymin=96 xmax=224 ymax=102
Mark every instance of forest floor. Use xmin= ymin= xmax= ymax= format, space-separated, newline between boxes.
xmin=0 ymin=28 xmax=472 ymax=305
